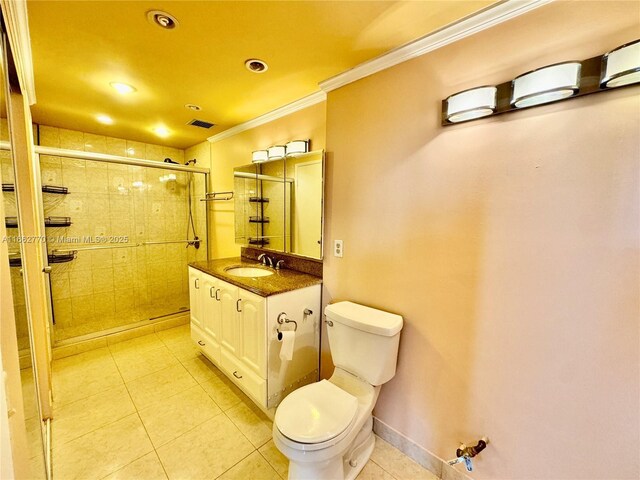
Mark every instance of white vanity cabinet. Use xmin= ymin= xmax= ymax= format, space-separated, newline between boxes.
xmin=188 ymin=266 xmax=320 ymax=412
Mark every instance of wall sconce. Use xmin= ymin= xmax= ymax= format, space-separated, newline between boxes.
xmin=252 ymin=139 xmax=312 ymax=163
xmin=252 ymin=150 xmax=268 ymax=163
xmin=601 ymin=39 xmax=640 ymax=88
xmin=512 ymin=62 xmax=581 ymax=108
xmin=285 ymin=139 xmax=310 ymax=155
xmin=445 ymin=86 xmax=497 ymax=123
xmin=442 ymin=38 xmax=639 ymax=125
xmin=268 ymin=145 xmax=286 ymax=160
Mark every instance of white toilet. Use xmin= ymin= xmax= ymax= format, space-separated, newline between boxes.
xmin=273 ymin=301 xmax=403 ymax=480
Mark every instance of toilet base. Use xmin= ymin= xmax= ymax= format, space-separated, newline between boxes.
xmin=287 ymin=417 xmax=375 ymax=480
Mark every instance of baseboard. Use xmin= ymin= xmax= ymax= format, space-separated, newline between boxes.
xmin=373 ymin=416 xmax=473 ymax=480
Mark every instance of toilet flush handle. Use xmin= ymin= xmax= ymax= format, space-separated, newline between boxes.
xmin=325 ymin=319 xmax=334 ymax=327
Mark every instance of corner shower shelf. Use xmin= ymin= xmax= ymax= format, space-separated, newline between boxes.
xmin=2 ymin=183 xmax=69 ymax=194
xmin=5 ymin=216 xmax=72 ymax=228
xmin=8 ymin=251 xmax=76 ymax=267
xmin=249 ymin=197 xmax=269 ymax=204
xmin=248 ymin=237 xmax=270 ymax=246
xmin=249 ymin=216 xmax=270 ymax=224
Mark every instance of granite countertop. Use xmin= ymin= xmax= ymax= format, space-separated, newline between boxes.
xmin=189 ymin=257 xmax=322 ymax=297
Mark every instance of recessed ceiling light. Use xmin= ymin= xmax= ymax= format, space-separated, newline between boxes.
xmin=147 ymin=10 xmax=179 ymax=29
xmin=245 ymin=59 xmax=268 ymax=73
xmin=96 ymin=114 xmax=114 ymax=125
xmin=153 ymin=126 xmax=170 ymax=138
xmin=110 ymin=82 xmax=136 ymax=94
xmin=185 ymin=104 xmax=202 ymax=111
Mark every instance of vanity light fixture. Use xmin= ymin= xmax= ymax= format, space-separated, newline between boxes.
xmin=285 ymin=140 xmax=310 ymax=156
xmin=268 ymin=145 xmax=286 ymax=160
xmin=252 ymin=150 xmax=269 ymax=163
xmin=442 ymin=38 xmax=639 ymax=126
xmin=159 ymin=173 xmax=177 ymax=183
xmin=601 ymin=39 xmax=640 ymax=88
xmin=512 ymin=62 xmax=581 ymax=108
xmin=445 ymin=86 xmax=496 ymax=123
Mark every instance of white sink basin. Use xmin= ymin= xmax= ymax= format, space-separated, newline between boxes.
xmin=225 ymin=266 xmax=274 ymax=278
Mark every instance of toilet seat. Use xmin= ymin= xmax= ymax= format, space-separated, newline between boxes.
xmin=275 ymin=380 xmax=359 ymax=446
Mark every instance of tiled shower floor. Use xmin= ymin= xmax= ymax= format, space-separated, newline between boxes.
xmin=51 ymin=325 xmax=437 ymax=479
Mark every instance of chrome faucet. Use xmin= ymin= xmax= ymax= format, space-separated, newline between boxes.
xmin=258 ymin=253 xmax=273 ymax=267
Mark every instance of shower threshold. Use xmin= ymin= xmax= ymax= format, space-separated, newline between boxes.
xmin=53 ymin=310 xmax=190 ymax=351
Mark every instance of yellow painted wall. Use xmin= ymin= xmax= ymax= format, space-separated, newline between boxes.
xmin=323 ymin=1 xmax=639 ymax=479
xmin=206 ymin=102 xmax=326 ymax=259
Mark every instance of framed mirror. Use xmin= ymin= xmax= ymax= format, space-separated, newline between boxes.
xmin=234 ymin=150 xmax=324 ymax=259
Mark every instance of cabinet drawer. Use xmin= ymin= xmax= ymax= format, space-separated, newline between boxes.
xmin=221 ymin=347 xmax=267 ymax=408
xmin=191 ymin=322 xmax=205 ymax=346
xmin=191 ymin=323 xmax=221 ymax=365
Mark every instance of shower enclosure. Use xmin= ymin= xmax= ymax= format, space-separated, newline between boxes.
xmin=6 ymin=146 xmax=209 ymax=346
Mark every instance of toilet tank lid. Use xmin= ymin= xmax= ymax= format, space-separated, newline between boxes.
xmin=325 ymin=301 xmax=403 ymax=336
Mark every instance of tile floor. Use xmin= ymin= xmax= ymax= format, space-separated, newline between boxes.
xmin=51 ymin=325 xmax=438 ymax=480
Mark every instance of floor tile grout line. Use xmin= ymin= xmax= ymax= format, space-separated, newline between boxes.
xmin=370 ymin=458 xmax=400 ymax=480
xmin=212 ymin=448 xmax=261 ymax=480
xmin=99 ymin=345 xmax=168 ymax=480
xmin=256 ymin=447 xmax=287 ymax=480
xmin=143 ymin=407 xmax=226 ymax=451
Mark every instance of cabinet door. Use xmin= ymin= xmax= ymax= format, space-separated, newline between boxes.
xmin=188 ymin=267 xmax=202 ymax=329
xmin=219 ymin=280 xmax=240 ymax=356
xmin=201 ymin=275 xmax=221 ymax=343
xmin=238 ymin=290 xmax=266 ymax=377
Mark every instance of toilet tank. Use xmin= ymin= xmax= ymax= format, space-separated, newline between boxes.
xmin=325 ymin=301 xmax=403 ymax=386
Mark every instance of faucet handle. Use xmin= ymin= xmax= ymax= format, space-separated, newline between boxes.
xmin=463 ymin=456 xmax=473 ymax=472
xmin=275 ymin=260 xmax=285 ymax=270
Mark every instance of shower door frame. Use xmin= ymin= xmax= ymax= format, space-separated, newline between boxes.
xmin=1 ymin=142 xmax=211 ymax=347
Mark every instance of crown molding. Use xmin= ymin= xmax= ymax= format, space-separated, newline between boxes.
xmin=207 ymin=0 xmax=550 ymax=143
xmin=0 ymin=0 xmax=37 ymax=105
xmin=319 ymin=0 xmax=552 ymax=92
xmin=207 ymin=91 xmax=326 ymax=143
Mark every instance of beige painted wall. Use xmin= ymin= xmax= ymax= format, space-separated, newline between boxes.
xmin=207 ymin=102 xmax=326 ymax=258
xmin=323 ymin=2 xmax=639 ymax=479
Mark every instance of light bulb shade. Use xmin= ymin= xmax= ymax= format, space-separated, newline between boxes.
xmin=285 ymin=140 xmax=309 ymax=155
xmin=445 ymin=86 xmax=497 ymax=123
xmin=252 ymin=150 xmax=268 ymax=163
xmin=267 ymin=145 xmax=286 ymax=159
xmin=512 ymin=62 xmax=581 ymax=108
xmin=601 ymin=39 xmax=640 ymax=88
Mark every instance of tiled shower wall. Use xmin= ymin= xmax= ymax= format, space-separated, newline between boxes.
xmin=3 ymin=124 xmax=208 ymax=344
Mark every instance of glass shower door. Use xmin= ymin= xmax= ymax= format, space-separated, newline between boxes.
xmin=43 ymin=155 xmax=207 ymax=344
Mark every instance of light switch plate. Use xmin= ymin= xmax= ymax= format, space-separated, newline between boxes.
xmin=334 ymin=240 xmax=343 ymax=257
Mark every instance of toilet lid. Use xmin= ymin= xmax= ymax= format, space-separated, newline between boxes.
xmin=275 ymin=380 xmax=359 ymax=444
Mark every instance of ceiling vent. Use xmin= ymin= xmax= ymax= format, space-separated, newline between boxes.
xmin=187 ymin=119 xmax=215 ymax=129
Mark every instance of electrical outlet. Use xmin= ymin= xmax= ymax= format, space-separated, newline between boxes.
xmin=334 ymin=240 xmax=343 ymax=257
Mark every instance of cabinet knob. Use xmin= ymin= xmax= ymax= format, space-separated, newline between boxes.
xmin=233 ymin=371 xmax=243 ymax=379
xmin=198 ymin=340 xmax=205 ymax=346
